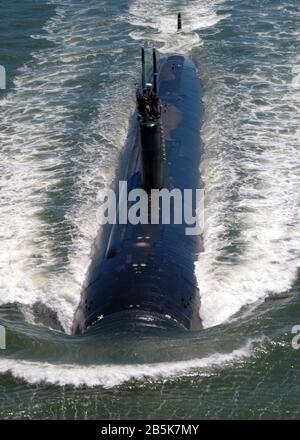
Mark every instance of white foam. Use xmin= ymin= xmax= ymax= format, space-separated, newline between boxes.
xmin=292 ymin=55 xmax=300 ymax=87
xmin=0 ymin=1 xmax=135 ymax=332
xmin=196 ymin=31 xmax=300 ymax=327
xmin=125 ymin=0 xmax=229 ymax=54
xmin=0 ymin=339 xmax=259 ymax=388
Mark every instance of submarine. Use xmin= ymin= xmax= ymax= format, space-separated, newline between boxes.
xmin=72 ymin=15 xmax=203 ymax=334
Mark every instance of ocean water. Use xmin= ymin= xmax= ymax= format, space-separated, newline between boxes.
xmin=0 ymin=0 xmax=299 ymax=419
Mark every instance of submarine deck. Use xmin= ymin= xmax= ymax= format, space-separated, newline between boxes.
xmin=72 ymin=55 xmax=203 ymax=333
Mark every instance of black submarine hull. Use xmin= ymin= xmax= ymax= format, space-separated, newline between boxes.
xmin=72 ymin=55 xmax=203 ymax=333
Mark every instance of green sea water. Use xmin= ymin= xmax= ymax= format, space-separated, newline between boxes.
xmin=0 ymin=0 xmax=299 ymax=419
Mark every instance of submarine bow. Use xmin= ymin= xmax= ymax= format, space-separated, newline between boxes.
xmin=72 ymin=48 xmax=203 ymax=333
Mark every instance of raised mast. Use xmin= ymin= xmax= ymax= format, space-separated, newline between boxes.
xmin=141 ymin=47 xmax=146 ymax=90
xmin=152 ymin=48 xmax=158 ymax=95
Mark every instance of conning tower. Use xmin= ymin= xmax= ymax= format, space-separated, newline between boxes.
xmin=136 ymin=48 xmax=164 ymax=192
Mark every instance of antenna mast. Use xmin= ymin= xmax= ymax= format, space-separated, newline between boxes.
xmin=141 ymin=47 xmax=146 ymax=90
xmin=152 ymin=48 xmax=158 ymax=94
xmin=177 ymin=13 xmax=182 ymax=31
